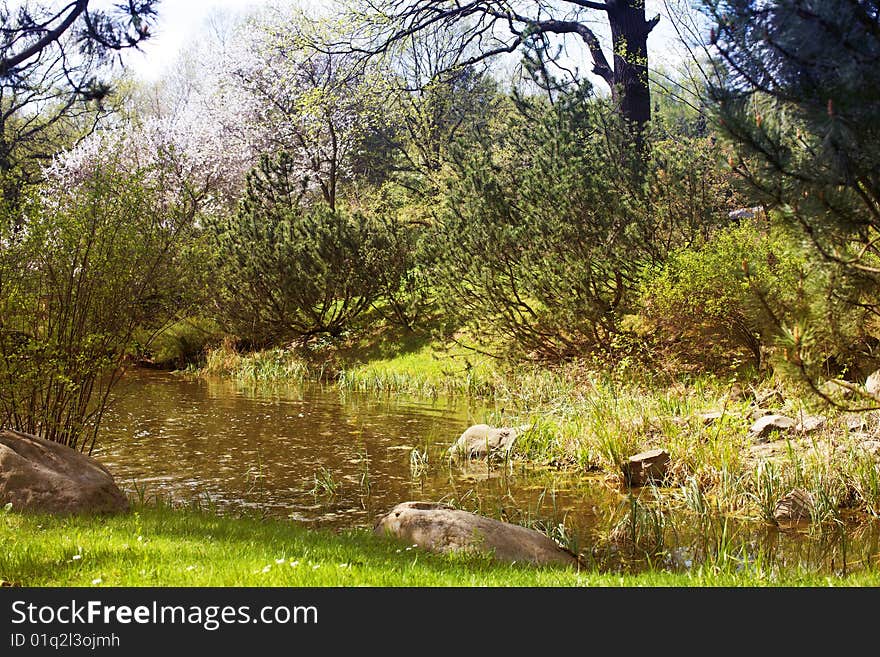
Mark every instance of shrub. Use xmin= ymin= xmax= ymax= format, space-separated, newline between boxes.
xmin=428 ymin=89 xmax=738 ymax=361
xmin=639 ymin=218 xmax=874 ymax=377
xmin=0 ymin=161 xmax=196 ymax=450
xmin=209 ymin=153 xmax=388 ymax=346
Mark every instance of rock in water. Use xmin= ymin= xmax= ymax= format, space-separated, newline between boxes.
xmin=0 ymin=429 xmax=129 ymax=514
xmin=622 ymin=448 xmax=670 ymax=487
xmin=447 ymin=424 xmax=528 ymax=461
xmin=773 ymin=489 xmax=814 ymax=524
xmin=374 ymin=501 xmax=578 ymax=567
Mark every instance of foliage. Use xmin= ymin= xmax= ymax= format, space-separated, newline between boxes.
xmin=428 ymin=86 xmax=738 ymax=361
xmin=0 ymin=158 xmax=196 ymax=451
xmin=135 ymin=317 xmax=225 ymax=370
xmin=704 ymin=0 xmax=880 ymax=386
xmin=208 ymin=153 xmax=388 ymax=346
xmin=334 ymin=0 xmax=661 ymax=136
xmin=211 ymin=7 xmax=387 ymax=211
xmin=356 ymin=188 xmax=437 ymax=331
xmin=640 ymin=219 xmax=808 ymax=373
xmin=0 ymin=1 xmax=158 ymax=201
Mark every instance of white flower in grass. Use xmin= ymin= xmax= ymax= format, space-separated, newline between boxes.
xmin=290 ymin=560 xmax=300 ymax=568
xmin=262 ymin=565 xmax=271 ymax=573
xmin=91 ymin=578 xmax=102 ymax=586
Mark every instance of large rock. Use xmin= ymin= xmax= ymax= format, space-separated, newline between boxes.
xmin=447 ymin=424 xmax=528 ymax=461
xmin=0 ymin=430 xmax=129 ymax=514
xmin=374 ymin=501 xmax=578 ymax=567
xmin=622 ymin=448 xmax=670 ymax=487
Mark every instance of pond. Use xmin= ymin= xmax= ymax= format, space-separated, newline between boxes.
xmin=95 ymin=369 xmax=880 ymax=575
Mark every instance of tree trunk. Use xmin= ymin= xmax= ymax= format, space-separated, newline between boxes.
xmin=606 ymin=0 xmax=657 ymax=151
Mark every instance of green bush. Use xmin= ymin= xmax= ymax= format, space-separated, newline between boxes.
xmin=133 ymin=317 xmax=225 ymax=369
xmin=428 ymin=89 xmax=738 ymax=361
xmin=209 ymin=153 xmax=389 ymax=346
xmin=0 ymin=162 xmax=197 ymax=450
xmin=639 ymin=218 xmax=875 ymax=377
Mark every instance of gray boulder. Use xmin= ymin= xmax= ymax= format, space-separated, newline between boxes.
xmin=374 ymin=501 xmax=578 ymax=567
xmin=0 ymin=429 xmax=129 ymax=514
xmin=448 ymin=423 xmax=529 ymax=461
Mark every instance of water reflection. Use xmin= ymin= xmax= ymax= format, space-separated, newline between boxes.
xmin=95 ymin=369 xmax=880 ymax=576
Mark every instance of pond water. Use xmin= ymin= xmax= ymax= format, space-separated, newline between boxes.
xmin=95 ymin=369 xmax=880 ymax=575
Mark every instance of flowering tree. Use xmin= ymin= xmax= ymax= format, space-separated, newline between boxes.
xmin=0 ymin=124 xmax=202 ymax=450
xmin=0 ymin=1 xmax=159 ymax=200
xmin=202 ymin=7 xmax=386 ymax=211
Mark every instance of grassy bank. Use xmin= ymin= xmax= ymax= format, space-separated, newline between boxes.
xmin=2 ymin=504 xmax=878 ymax=586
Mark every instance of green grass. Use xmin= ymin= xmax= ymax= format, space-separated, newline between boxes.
xmin=337 ymin=343 xmax=500 ymax=397
xmin=2 ymin=504 xmax=879 ymax=587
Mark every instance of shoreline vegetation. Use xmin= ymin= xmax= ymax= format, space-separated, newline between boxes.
xmin=192 ymin=338 xmax=880 ymax=526
xmin=3 ymin=502 xmax=879 ymax=587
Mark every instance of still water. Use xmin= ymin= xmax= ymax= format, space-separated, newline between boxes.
xmin=95 ymin=370 xmax=880 ymax=574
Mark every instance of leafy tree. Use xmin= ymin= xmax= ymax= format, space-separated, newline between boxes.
xmin=429 ymin=85 xmax=737 ymax=360
xmin=331 ymin=0 xmax=661 ymax=148
xmin=0 ymin=1 xmax=158 ymax=201
xmin=209 ymin=153 xmax=387 ymax=345
xmin=349 ymin=25 xmax=501 ymax=193
xmin=0 ymin=147 xmax=198 ymax=451
xmin=206 ymin=7 xmax=386 ymax=211
xmin=704 ymin=0 xmax=880 ymax=386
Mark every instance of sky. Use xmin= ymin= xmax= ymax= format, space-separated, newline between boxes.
xmin=117 ymin=0 xmax=703 ymax=84
xmin=121 ymin=0 xmax=275 ymax=81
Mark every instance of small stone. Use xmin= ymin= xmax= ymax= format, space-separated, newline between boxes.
xmin=749 ymin=414 xmax=796 ymax=441
xmin=698 ymin=411 xmax=731 ymax=426
xmin=773 ymin=489 xmax=814 ymax=523
xmin=748 ymin=442 xmax=788 ymax=460
xmin=795 ymin=415 xmax=826 ymax=434
xmin=846 ymin=415 xmax=868 ymax=432
xmin=865 ymin=370 xmax=880 ymax=396
xmin=622 ymin=448 xmax=670 ymax=488
xmin=863 ymin=441 xmax=880 ymax=456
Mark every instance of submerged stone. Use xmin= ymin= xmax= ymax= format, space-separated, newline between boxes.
xmin=447 ymin=424 xmax=528 ymax=461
